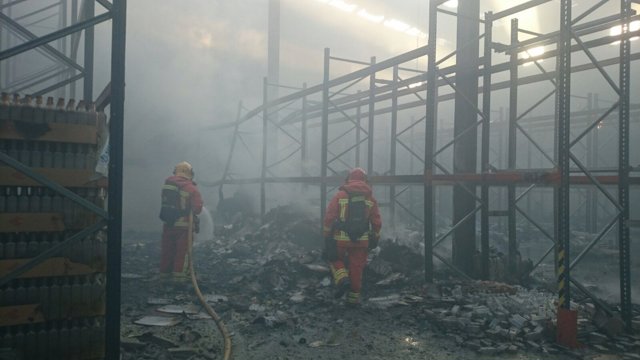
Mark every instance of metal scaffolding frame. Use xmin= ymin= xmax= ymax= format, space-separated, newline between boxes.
xmin=426 ymin=0 xmax=636 ymax=330
xmin=209 ymin=0 xmax=638 ymax=331
xmin=0 ymin=0 xmax=107 ymax=101
xmin=0 ymin=0 xmax=126 ymax=358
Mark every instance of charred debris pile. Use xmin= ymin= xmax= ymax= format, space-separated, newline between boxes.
xmin=120 ymin=205 xmax=640 ymax=359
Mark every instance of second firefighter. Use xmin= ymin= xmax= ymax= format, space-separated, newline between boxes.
xmin=323 ymin=167 xmax=382 ymax=305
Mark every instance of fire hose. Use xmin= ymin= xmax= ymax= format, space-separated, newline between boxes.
xmin=188 ymin=213 xmax=232 ymax=360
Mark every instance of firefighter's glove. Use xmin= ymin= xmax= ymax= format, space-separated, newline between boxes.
xmin=368 ymin=232 xmax=379 ymax=250
xmin=194 ymin=215 xmax=200 ymax=234
xmin=323 ymin=237 xmax=338 ymax=262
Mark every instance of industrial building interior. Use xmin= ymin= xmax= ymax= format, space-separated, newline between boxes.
xmin=0 ymin=0 xmax=639 ymax=359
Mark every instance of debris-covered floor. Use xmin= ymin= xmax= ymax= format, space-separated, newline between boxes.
xmin=120 ymin=205 xmax=640 ymax=360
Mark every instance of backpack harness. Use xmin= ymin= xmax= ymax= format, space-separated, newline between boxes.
xmin=335 ymin=190 xmax=370 ymax=241
xmin=159 ymin=180 xmax=190 ymax=226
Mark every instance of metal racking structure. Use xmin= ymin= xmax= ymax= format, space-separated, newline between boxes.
xmin=0 ymin=1 xmax=126 ymax=359
xmin=212 ymin=0 xmax=638 ymax=333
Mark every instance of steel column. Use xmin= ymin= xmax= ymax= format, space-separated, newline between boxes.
xmin=1 ymin=0 xmax=8 ymax=88
xmin=267 ymin=0 xmax=280 ymax=105
xmin=618 ymin=0 xmax=632 ymax=331
xmin=105 ymin=0 xmax=127 ymax=359
xmin=83 ymin=0 xmax=94 ymax=102
xmin=390 ymin=65 xmax=398 ymax=229
xmin=355 ymin=90 xmax=361 ymax=167
xmin=591 ymin=94 xmax=600 ymax=232
xmin=507 ymin=18 xmax=519 ymax=278
xmin=320 ymin=48 xmax=330 ymax=225
xmin=367 ymin=56 xmax=376 ymax=174
xmin=424 ymin=0 xmax=439 ymax=282
xmin=409 ymin=121 xmax=416 ymax=225
xmin=70 ymin=0 xmax=78 ymax=98
xmin=267 ymin=0 xmax=280 ymax=161
xmin=452 ymin=0 xmax=480 ymax=276
xmin=586 ymin=93 xmax=595 ymax=233
xmin=57 ymin=0 xmax=68 ymax=98
xmin=220 ymin=101 xmax=243 ymax=192
xmin=261 ymin=77 xmax=268 ymax=221
xmin=480 ymin=12 xmax=493 ymax=279
xmin=301 ymin=83 xmax=308 ymax=176
xmin=556 ymin=0 xmax=572 ymax=310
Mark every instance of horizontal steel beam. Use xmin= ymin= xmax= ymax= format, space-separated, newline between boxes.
xmin=491 ymin=0 xmax=553 ymax=20
xmin=285 ymin=48 xmax=640 ymax=129
xmin=498 ymin=13 xmax=639 ymax=53
xmin=0 ymin=11 xmax=112 ymax=61
xmin=205 ymin=45 xmax=430 ymax=130
xmin=32 ymin=73 xmax=84 ymax=96
xmin=0 ymin=12 xmax=84 ymax=72
xmin=202 ymin=174 xmax=426 ymax=187
xmin=205 ymin=172 xmax=640 ymax=187
xmin=0 ymin=0 xmax=26 ymax=10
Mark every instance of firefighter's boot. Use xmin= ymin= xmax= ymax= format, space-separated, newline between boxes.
xmin=334 ymin=277 xmax=351 ymax=299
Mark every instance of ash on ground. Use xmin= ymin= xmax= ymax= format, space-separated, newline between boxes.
xmin=121 ymin=205 xmax=640 ymax=360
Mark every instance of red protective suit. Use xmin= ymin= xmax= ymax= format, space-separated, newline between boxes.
xmin=323 ymin=168 xmax=382 ymax=304
xmin=159 ymin=175 xmax=203 ymax=274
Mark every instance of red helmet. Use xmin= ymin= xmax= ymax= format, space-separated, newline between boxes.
xmin=346 ymin=167 xmax=368 ymax=182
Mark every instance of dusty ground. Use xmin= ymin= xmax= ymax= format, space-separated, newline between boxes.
xmin=119 ymin=206 xmax=639 ymax=360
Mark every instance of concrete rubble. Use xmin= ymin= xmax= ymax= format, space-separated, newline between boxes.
xmin=120 ymin=205 xmax=640 ymax=360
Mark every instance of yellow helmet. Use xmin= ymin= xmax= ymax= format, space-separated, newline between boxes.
xmin=173 ymin=161 xmax=194 ymax=179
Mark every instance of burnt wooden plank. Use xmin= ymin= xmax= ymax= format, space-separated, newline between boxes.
xmin=0 ymin=257 xmax=99 ymax=278
xmin=0 ymin=212 xmax=65 ymax=232
xmin=0 ymin=304 xmax=45 ymax=326
xmin=0 ymin=167 xmax=106 ymax=187
xmin=0 ymin=119 xmax=97 ymax=144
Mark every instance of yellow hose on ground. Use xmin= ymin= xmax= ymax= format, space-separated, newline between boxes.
xmin=188 ymin=213 xmax=232 ymax=360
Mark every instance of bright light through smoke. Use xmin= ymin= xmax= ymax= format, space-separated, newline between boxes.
xmin=357 ymin=8 xmax=384 ymax=23
xmin=609 ymin=20 xmax=640 ymax=44
xmin=384 ymin=19 xmax=410 ymax=32
xmin=328 ymin=0 xmax=357 ymax=13
xmin=521 ymin=46 xmax=545 ymax=66
xmin=443 ymin=0 xmax=458 ymax=9
xmin=315 ymin=0 xmax=427 ymax=39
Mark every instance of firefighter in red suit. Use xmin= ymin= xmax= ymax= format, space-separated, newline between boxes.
xmin=323 ymin=168 xmax=382 ymax=305
xmin=159 ymin=161 xmax=203 ymax=277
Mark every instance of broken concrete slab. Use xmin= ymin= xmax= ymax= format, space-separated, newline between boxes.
xmin=375 ymin=272 xmax=405 ymax=286
xmin=367 ymin=294 xmax=405 ymax=309
xmin=146 ymin=297 xmax=171 ymax=305
xmin=156 ymin=304 xmax=201 ymax=315
xmin=289 ymin=292 xmax=305 ymax=303
xmin=304 ymin=264 xmax=330 ymax=273
xmin=133 ymin=316 xmax=182 ymax=327
xmin=477 ymin=346 xmax=500 ymax=355
xmin=510 ymin=314 xmax=528 ymax=329
xmin=203 ymin=294 xmax=228 ymax=303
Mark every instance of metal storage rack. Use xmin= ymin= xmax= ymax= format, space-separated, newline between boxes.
xmin=0 ymin=1 xmax=126 ymax=359
xmin=212 ymin=0 xmax=639 ymax=334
